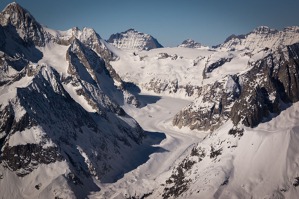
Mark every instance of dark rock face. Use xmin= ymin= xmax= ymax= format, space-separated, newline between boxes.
xmin=0 ymin=23 xmax=43 ymax=71
xmin=231 ymin=43 xmax=299 ymax=127
xmin=2 ymin=144 xmax=62 ymax=176
xmin=174 ymin=43 xmax=299 ymax=130
xmin=173 ymin=80 xmax=231 ymax=131
xmin=204 ymin=57 xmax=233 ymax=77
xmin=0 ymin=2 xmax=45 ymax=46
xmin=0 ymin=104 xmax=15 ymax=135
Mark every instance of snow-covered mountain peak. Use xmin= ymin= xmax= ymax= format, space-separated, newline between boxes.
xmin=0 ymin=2 xmax=45 ymax=46
xmin=107 ymin=28 xmax=163 ymax=51
xmin=70 ymin=27 xmax=99 ymax=39
xmin=0 ymin=2 xmax=36 ymax=27
xmin=178 ymin=39 xmax=202 ymax=48
xmin=73 ymin=27 xmax=104 ymax=44
xmin=252 ymin=26 xmax=278 ymax=34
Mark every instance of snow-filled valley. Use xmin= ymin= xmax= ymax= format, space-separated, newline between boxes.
xmin=90 ymin=95 xmax=205 ymax=198
xmin=2 ymin=2 xmax=299 ymax=199
xmin=88 ymin=94 xmax=299 ymax=199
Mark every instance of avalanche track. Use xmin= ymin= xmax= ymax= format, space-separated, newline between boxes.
xmin=90 ymin=95 xmax=206 ymax=198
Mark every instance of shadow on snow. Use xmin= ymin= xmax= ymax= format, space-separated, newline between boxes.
xmin=100 ymin=130 xmax=167 ymax=183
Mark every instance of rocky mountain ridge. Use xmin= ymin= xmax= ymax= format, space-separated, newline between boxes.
xmin=219 ymin=25 xmax=299 ymax=52
xmin=0 ymin=3 xmax=145 ymax=198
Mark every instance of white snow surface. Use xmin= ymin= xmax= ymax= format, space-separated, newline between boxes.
xmin=37 ymin=42 xmax=70 ymax=75
xmin=8 ymin=126 xmax=55 ymax=148
xmin=109 ymin=46 xmax=263 ymax=99
xmin=0 ymin=74 xmax=34 ymax=107
xmin=0 ymin=161 xmax=71 ymax=199
xmin=218 ymin=103 xmax=299 ymax=199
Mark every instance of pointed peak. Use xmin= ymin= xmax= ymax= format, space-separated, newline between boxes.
xmin=82 ymin=27 xmax=97 ymax=35
xmin=3 ymin=2 xmax=18 ymax=9
xmin=2 ymin=2 xmax=28 ymax=14
xmin=1 ymin=2 xmax=37 ymax=26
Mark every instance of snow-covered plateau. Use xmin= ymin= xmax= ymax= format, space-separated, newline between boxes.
xmin=1 ymin=2 xmax=299 ymax=199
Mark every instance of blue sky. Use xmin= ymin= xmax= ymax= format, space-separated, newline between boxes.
xmin=1 ymin=0 xmax=299 ymax=47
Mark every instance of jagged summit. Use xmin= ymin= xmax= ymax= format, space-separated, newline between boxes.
xmin=107 ymin=28 xmax=163 ymax=51
xmin=0 ymin=2 xmax=45 ymax=46
xmin=178 ymin=39 xmax=202 ymax=48
xmin=1 ymin=2 xmax=37 ymax=26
